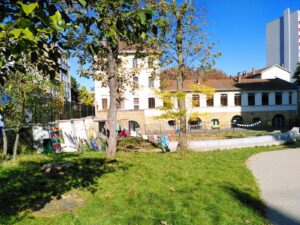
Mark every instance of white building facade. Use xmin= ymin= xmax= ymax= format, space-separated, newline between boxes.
xmin=95 ymin=60 xmax=299 ymax=133
xmin=266 ymin=8 xmax=300 ymax=77
xmin=94 ymin=51 xmax=164 ymax=131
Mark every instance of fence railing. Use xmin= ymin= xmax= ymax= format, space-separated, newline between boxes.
xmin=144 ymin=119 xmax=300 ymax=135
xmin=33 ymin=102 xmax=95 ymax=123
xmin=59 ymin=102 xmax=95 ymax=120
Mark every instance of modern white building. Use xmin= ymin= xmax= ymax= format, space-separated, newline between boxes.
xmin=266 ymin=8 xmax=300 ymax=77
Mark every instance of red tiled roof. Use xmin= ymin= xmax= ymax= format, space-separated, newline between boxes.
xmin=162 ymin=78 xmax=297 ymax=92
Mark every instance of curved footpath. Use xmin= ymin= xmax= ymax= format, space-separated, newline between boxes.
xmin=247 ymin=149 xmax=300 ymax=225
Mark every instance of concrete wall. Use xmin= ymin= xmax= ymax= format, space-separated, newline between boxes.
xmin=33 ymin=117 xmax=97 ymax=152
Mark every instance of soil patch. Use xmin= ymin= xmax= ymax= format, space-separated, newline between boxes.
xmin=32 ymin=191 xmax=85 ymax=217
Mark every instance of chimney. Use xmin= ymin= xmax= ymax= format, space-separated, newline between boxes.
xmin=252 ymin=67 xmax=256 ymax=75
xmin=237 ymin=74 xmax=241 ymax=83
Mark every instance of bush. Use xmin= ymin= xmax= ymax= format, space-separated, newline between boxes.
xmin=117 ymin=137 xmax=156 ymax=152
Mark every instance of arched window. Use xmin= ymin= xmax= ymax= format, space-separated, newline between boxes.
xmin=129 ymin=120 xmax=140 ymax=131
xmin=168 ymin=120 xmax=176 ymax=127
xmin=188 ymin=118 xmax=202 ymax=129
xmin=272 ymin=114 xmax=285 ymax=128
xmin=211 ymin=119 xmax=220 ymax=129
xmin=231 ymin=115 xmax=243 ymax=127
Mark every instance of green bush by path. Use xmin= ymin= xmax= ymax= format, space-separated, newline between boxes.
xmin=0 ymin=146 xmax=285 ymax=225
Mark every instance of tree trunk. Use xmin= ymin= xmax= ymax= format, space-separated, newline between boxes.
xmin=13 ymin=130 xmax=20 ymax=161
xmin=2 ymin=128 xmax=7 ymax=160
xmin=176 ymin=10 xmax=188 ymax=150
xmin=106 ymin=43 xmax=119 ymax=158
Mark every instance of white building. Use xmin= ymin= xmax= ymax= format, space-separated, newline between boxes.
xmin=266 ymin=8 xmax=300 ymax=77
xmin=95 ymin=59 xmax=299 ymax=133
xmin=163 ymin=75 xmax=298 ymax=130
xmin=94 ymin=48 xmax=163 ymax=131
xmin=245 ymin=64 xmax=292 ymax=82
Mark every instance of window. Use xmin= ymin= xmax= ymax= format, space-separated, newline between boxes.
xmin=248 ymin=93 xmax=255 ymax=106
xmin=231 ymin=115 xmax=243 ymax=127
xmin=148 ymin=77 xmax=154 ymax=88
xmin=192 ymin=94 xmax=200 ymax=107
xmin=133 ymin=76 xmax=139 ymax=88
xmin=148 ymin=57 xmax=153 ymax=68
xmin=275 ymin=92 xmax=282 ymax=105
xmin=189 ymin=118 xmax=202 ymax=129
xmin=211 ymin=119 xmax=220 ymax=129
xmin=211 ymin=119 xmax=219 ymax=125
xmin=234 ymin=94 xmax=241 ymax=106
xmin=133 ymin=58 xmax=138 ymax=68
xmin=262 ymin=92 xmax=269 ymax=105
xmin=134 ymin=98 xmax=139 ymax=110
xmin=289 ymin=92 xmax=292 ymax=104
xmin=206 ymin=94 xmax=214 ymax=107
xmin=148 ymin=97 xmax=155 ymax=108
xmin=220 ymin=94 xmax=228 ymax=106
xmin=168 ymin=120 xmax=176 ymax=127
xmin=133 ymin=76 xmax=139 ymax=84
xmin=102 ymin=98 xmax=108 ymax=110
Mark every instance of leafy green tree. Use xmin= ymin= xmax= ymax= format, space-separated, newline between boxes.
xmin=79 ymin=86 xmax=94 ymax=106
xmin=0 ymin=0 xmax=83 ymax=83
xmin=293 ymin=63 xmax=300 ymax=84
xmin=154 ymin=83 xmax=215 ymax=129
xmin=159 ymin=0 xmax=220 ymax=150
xmin=70 ymin=0 xmax=162 ymax=158
xmin=3 ymin=69 xmax=63 ymax=160
xmin=71 ymin=76 xmax=80 ymax=103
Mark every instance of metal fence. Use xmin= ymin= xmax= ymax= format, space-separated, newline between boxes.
xmin=144 ymin=119 xmax=300 ymax=135
xmin=59 ymin=102 xmax=95 ymax=120
xmin=33 ymin=102 xmax=95 ymax=123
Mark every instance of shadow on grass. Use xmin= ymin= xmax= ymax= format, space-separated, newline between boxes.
xmin=224 ymin=185 xmax=300 ymax=225
xmin=284 ymin=140 xmax=300 ymax=148
xmin=0 ymin=154 xmax=129 ymax=224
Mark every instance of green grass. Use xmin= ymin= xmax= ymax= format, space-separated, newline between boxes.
xmin=0 ymin=145 xmax=287 ymax=225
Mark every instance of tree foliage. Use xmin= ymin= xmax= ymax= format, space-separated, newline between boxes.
xmin=79 ymin=86 xmax=94 ymax=106
xmin=68 ymin=0 xmax=163 ymax=157
xmin=71 ymin=76 xmax=80 ymax=103
xmin=3 ymin=68 xmax=63 ymax=160
xmin=0 ymin=0 xmax=84 ymax=83
xmin=154 ymin=83 xmax=215 ymax=124
xmin=293 ymin=63 xmax=300 ymax=84
xmin=158 ymin=0 xmax=220 ymax=150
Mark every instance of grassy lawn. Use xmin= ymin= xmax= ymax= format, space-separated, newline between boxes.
xmin=0 ymin=145 xmax=288 ymax=225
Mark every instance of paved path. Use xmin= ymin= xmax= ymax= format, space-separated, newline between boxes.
xmin=247 ymin=149 xmax=300 ymax=225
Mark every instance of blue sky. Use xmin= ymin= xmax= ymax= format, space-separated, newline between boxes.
xmin=69 ymin=0 xmax=300 ymax=90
